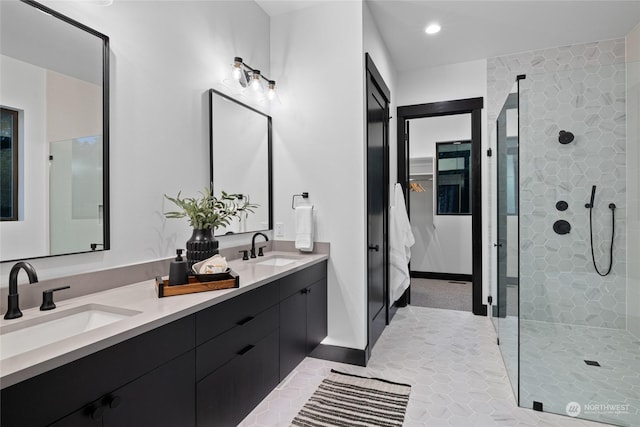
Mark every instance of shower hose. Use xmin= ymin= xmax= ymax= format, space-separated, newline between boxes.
xmin=588 ymin=203 xmax=615 ymax=277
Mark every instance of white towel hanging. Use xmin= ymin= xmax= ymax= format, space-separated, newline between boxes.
xmin=295 ymin=205 xmax=314 ymax=252
xmin=389 ymin=183 xmax=415 ymax=303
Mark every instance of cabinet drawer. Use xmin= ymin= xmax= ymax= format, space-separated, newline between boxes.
xmin=196 ymin=282 xmax=278 ymax=345
xmin=196 ymin=304 xmax=278 ymax=381
xmin=279 ymin=261 xmax=327 ymax=299
xmin=197 ymin=330 xmax=279 ymax=427
xmin=1 ymin=315 xmax=195 ymax=427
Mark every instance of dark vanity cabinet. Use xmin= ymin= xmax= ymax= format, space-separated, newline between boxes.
xmin=0 ymin=260 xmax=328 ymax=427
xmin=1 ymin=316 xmax=196 ymax=427
xmin=195 ymin=283 xmax=280 ymax=427
xmin=279 ymin=261 xmax=328 ymax=380
xmin=50 ymin=350 xmax=195 ymax=427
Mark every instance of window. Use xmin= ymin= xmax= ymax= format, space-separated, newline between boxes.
xmin=0 ymin=108 xmax=19 ymax=221
xmin=436 ymin=140 xmax=471 ymax=215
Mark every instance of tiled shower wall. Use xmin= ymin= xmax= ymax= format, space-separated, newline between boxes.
xmin=627 ymin=25 xmax=640 ymax=338
xmin=488 ymin=39 xmax=627 ymax=328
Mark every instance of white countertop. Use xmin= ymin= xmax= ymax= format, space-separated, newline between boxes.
xmin=0 ymin=251 xmax=328 ymax=389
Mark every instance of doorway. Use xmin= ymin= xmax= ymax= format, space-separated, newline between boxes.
xmin=397 ymin=98 xmax=486 ymax=316
xmin=366 ymin=54 xmax=390 ymax=359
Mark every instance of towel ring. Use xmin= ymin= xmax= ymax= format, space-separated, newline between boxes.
xmin=292 ymin=192 xmax=312 ymax=209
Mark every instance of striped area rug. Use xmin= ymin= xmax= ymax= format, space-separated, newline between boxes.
xmin=291 ymin=369 xmax=411 ymax=427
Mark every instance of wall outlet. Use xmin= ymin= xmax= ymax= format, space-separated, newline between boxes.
xmin=275 ymin=222 xmax=285 ymax=237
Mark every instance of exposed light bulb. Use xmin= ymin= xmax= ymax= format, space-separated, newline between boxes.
xmin=223 ymin=57 xmax=248 ymax=93
xmin=250 ymin=70 xmax=263 ymax=93
xmin=425 ymin=23 xmax=441 ymax=35
xmin=267 ymin=80 xmax=276 ymax=100
xmin=232 ymin=57 xmax=243 ymax=81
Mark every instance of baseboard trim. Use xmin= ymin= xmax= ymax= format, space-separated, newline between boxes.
xmin=410 ymin=271 xmax=473 ymax=282
xmin=309 ymin=344 xmax=367 ymax=367
xmin=474 ymin=303 xmax=488 ymax=316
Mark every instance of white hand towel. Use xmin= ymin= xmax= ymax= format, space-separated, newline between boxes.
xmin=389 ymin=183 xmax=415 ymax=303
xmin=295 ymin=205 xmax=314 ymax=252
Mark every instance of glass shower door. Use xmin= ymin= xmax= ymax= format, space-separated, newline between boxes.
xmin=496 ymin=81 xmax=519 ymax=401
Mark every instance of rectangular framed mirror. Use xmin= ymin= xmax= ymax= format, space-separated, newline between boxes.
xmin=0 ymin=0 xmax=110 ymax=262
xmin=209 ymin=89 xmax=272 ymax=236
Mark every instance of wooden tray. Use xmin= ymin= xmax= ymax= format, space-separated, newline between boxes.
xmin=155 ymin=270 xmax=239 ymax=298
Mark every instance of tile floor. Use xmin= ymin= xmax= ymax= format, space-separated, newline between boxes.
xmin=240 ymin=306 xmax=616 ymax=427
xmin=519 ymin=320 xmax=640 ymax=427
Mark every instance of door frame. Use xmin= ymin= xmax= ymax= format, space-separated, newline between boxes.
xmin=397 ymin=97 xmax=487 ymax=316
xmin=365 ymin=53 xmax=390 ymax=361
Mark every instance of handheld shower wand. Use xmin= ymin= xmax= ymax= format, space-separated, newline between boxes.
xmin=585 ymin=185 xmax=596 ymax=208
xmin=585 ymin=185 xmax=616 ymax=276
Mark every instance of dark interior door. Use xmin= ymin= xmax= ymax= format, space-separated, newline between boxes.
xmin=366 ymin=55 xmax=389 ymax=357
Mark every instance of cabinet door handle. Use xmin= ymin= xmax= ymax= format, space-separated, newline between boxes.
xmin=368 ymin=244 xmax=380 ymax=252
xmin=237 ymin=344 xmax=255 ymax=356
xmin=108 ymin=395 xmax=121 ymax=409
xmin=90 ymin=405 xmax=105 ymax=421
xmin=236 ymin=316 xmax=255 ymax=326
xmin=300 ymin=288 xmax=309 ymax=295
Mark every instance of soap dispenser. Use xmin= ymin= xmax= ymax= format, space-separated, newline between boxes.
xmin=168 ymin=249 xmax=189 ymax=286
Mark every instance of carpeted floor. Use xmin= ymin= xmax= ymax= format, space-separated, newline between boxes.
xmin=409 ymin=278 xmax=472 ymax=312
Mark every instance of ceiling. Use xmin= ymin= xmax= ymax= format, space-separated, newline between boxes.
xmin=255 ymin=0 xmax=640 ymax=72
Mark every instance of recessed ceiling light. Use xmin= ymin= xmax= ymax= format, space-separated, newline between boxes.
xmin=425 ymin=24 xmax=441 ymax=35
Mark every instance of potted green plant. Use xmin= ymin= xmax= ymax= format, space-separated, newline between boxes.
xmin=164 ymin=187 xmax=257 ymax=266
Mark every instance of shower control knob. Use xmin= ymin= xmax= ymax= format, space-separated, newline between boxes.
xmin=556 ymin=201 xmax=568 ymax=211
xmin=558 ymin=130 xmax=575 ymax=144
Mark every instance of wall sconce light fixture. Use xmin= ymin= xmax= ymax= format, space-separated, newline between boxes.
xmin=226 ymin=57 xmax=280 ymax=103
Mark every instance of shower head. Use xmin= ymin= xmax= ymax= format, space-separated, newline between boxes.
xmin=558 ymin=130 xmax=574 ymax=144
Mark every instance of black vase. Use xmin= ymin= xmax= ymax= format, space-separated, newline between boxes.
xmin=186 ymin=228 xmax=219 ymax=268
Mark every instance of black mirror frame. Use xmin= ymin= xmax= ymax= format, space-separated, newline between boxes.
xmin=2 ymin=1 xmax=110 ymax=263
xmin=208 ymin=89 xmax=273 ymax=235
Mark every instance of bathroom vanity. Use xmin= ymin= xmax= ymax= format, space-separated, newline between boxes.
xmin=0 ymin=253 xmax=327 ymax=427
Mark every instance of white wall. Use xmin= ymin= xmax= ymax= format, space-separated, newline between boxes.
xmin=397 ymin=59 xmax=490 ymax=301
xmin=627 ymin=22 xmax=640 ymax=338
xmin=0 ymin=55 xmax=48 ymax=260
xmin=47 ymin=70 xmax=101 ymax=143
xmin=363 ymin=1 xmax=397 ymax=191
xmin=270 ymin=2 xmax=366 ymax=350
xmin=0 ymin=0 xmax=271 ymax=285
xmin=408 ymin=114 xmax=473 ymax=275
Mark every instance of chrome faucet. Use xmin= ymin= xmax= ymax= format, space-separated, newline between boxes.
xmin=250 ymin=232 xmax=269 ymax=258
xmin=4 ymin=262 xmax=38 ymax=319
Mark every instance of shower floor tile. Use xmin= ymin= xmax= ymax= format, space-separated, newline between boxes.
xmin=520 ymin=320 xmax=640 ymax=427
xmin=240 ymin=306 xmax=614 ymax=427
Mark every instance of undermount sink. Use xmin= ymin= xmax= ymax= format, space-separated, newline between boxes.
xmin=255 ymin=255 xmax=303 ymax=267
xmin=0 ymin=304 xmax=141 ymax=360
